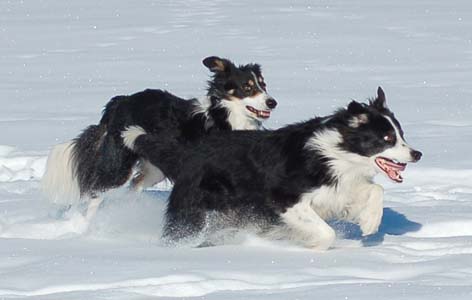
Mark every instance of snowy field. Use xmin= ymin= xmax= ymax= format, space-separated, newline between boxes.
xmin=1 ymin=0 xmax=472 ymax=299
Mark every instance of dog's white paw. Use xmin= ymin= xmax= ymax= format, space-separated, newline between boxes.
xmin=307 ymin=227 xmax=336 ymax=251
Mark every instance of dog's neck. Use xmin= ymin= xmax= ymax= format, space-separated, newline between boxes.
xmin=306 ymin=128 xmax=378 ymax=184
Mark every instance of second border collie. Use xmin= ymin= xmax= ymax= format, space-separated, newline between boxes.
xmin=42 ymin=56 xmax=277 ymax=219
xmin=122 ymin=87 xmax=422 ymax=250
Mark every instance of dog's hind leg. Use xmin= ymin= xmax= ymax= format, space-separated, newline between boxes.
xmin=162 ymin=179 xmax=207 ymax=244
xmin=84 ymin=195 xmax=104 ymax=223
xmin=130 ymin=159 xmax=166 ymax=192
xmin=279 ymin=198 xmax=336 ymax=251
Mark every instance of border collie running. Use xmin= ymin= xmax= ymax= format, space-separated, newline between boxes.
xmin=42 ymin=56 xmax=277 ymax=219
xmin=122 ymin=87 xmax=422 ymax=250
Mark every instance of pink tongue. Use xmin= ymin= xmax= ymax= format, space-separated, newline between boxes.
xmin=387 ymin=168 xmax=403 ymax=182
xmin=385 ymin=161 xmax=406 ymax=171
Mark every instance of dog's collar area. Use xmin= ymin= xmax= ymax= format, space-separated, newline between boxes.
xmin=246 ymin=106 xmax=271 ymax=119
xmin=375 ymin=157 xmax=407 ymax=183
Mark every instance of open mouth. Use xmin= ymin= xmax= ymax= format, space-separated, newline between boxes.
xmin=375 ymin=157 xmax=407 ymax=183
xmin=246 ymin=106 xmax=271 ymax=119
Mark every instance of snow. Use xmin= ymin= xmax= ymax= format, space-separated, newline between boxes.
xmin=1 ymin=0 xmax=472 ymax=299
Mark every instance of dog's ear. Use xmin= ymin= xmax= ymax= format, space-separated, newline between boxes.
xmin=371 ymin=86 xmax=388 ymax=110
xmin=202 ymin=56 xmax=231 ymax=73
xmin=347 ymin=100 xmax=365 ymax=114
xmin=347 ymin=101 xmax=369 ymax=127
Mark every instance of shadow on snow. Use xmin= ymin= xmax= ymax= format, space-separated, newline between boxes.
xmin=331 ymin=207 xmax=422 ymax=246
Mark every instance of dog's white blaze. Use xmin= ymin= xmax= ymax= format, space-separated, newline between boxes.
xmin=122 ymin=126 xmax=146 ymax=150
xmin=246 ymin=71 xmax=273 ymax=109
xmin=251 ymin=71 xmax=266 ymax=92
xmin=218 ymin=73 xmax=269 ymax=130
xmin=41 ymin=141 xmax=80 ymax=205
xmin=378 ymin=115 xmax=414 ymax=163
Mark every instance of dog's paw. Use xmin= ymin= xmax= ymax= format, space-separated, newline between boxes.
xmin=359 ymin=212 xmax=382 ymax=236
xmin=359 ymin=203 xmax=383 ymax=236
xmin=306 ymin=226 xmax=336 ymax=251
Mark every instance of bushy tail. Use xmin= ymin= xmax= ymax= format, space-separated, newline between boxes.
xmin=41 ymin=124 xmax=109 ymax=205
xmin=41 ymin=141 xmax=81 ymax=205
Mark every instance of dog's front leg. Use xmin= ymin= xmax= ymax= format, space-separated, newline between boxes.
xmin=280 ymin=198 xmax=336 ymax=251
xmin=353 ymin=184 xmax=384 ymax=236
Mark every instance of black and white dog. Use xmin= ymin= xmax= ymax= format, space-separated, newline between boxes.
xmin=42 ymin=56 xmax=277 ymax=219
xmin=122 ymin=87 xmax=422 ymax=250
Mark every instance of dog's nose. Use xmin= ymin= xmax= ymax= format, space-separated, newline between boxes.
xmin=266 ymin=98 xmax=277 ymax=109
xmin=411 ymin=150 xmax=422 ymax=162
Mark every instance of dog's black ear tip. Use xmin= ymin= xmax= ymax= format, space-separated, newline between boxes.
xmin=202 ymin=56 xmax=220 ymax=67
xmin=347 ymin=100 xmax=365 ymax=114
xmin=377 ymin=86 xmax=385 ymax=98
xmin=370 ymin=86 xmax=388 ymax=110
xmin=202 ymin=56 xmax=227 ymax=72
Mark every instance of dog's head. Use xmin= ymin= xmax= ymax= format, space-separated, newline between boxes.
xmin=339 ymin=87 xmax=422 ymax=182
xmin=203 ymin=56 xmax=277 ymax=121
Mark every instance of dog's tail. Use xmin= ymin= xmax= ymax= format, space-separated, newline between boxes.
xmin=41 ymin=123 xmax=110 ymax=205
xmin=41 ymin=141 xmax=81 ymax=205
xmin=42 ymin=95 xmax=140 ymax=205
xmin=121 ymin=126 xmax=147 ymax=151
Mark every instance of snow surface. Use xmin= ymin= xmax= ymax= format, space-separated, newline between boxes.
xmin=1 ymin=0 xmax=472 ymax=299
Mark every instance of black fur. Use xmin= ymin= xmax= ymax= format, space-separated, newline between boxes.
xmin=67 ymin=56 xmax=274 ymax=198
xmin=126 ymin=88 xmax=421 ymax=243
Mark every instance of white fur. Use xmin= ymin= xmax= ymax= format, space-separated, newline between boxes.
xmin=41 ymin=142 xmax=80 ymax=205
xmin=132 ymin=159 xmax=166 ymax=192
xmin=218 ymin=100 xmax=263 ymax=130
xmin=380 ymin=115 xmax=415 ymax=163
xmin=299 ymin=129 xmax=386 ymax=243
xmin=122 ymin=126 xmax=146 ymax=150
xmin=298 ymin=117 xmax=417 ymax=241
xmin=218 ymin=72 xmax=273 ymax=130
xmin=349 ymin=113 xmax=369 ymax=128
xmin=122 ymin=127 xmax=167 ymax=191
xmin=190 ymin=96 xmax=215 ymax=130
xmin=280 ymin=196 xmax=336 ymax=250
xmin=306 ymin=129 xmax=377 ymax=180
xmin=84 ymin=196 xmax=104 ymax=222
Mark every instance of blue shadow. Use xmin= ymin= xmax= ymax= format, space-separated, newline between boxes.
xmin=330 ymin=207 xmax=422 ymax=247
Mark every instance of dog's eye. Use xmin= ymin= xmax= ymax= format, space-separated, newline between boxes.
xmin=383 ymin=134 xmax=395 ymax=143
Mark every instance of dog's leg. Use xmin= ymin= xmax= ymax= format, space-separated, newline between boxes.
xmin=351 ymin=184 xmax=384 ymax=236
xmin=84 ymin=195 xmax=104 ymax=223
xmin=280 ymin=198 xmax=336 ymax=251
xmin=131 ymin=159 xmax=166 ymax=192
